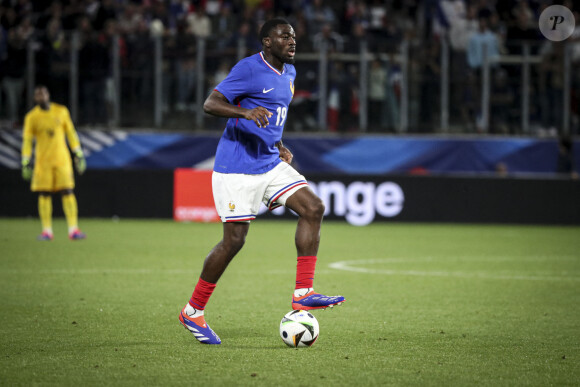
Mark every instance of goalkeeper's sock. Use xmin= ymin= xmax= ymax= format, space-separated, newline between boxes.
xmin=189 ymin=277 xmax=216 ymax=312
xmin=38 ymin=195 xmax=53 ymax=234
xmin=295 ymin=255 xmax=317 ymax=296
xmin=62 ymin=193 xmax=79 ymax=233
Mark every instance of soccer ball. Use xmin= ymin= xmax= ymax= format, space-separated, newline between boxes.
xmin=279 ymin=310 xmax=319 ymax=348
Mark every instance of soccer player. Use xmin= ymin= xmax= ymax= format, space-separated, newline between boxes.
xmin=21 ymin=85 xmax=87 ymax=241
xmin=179 ymin=18 xmax=345 ymax=345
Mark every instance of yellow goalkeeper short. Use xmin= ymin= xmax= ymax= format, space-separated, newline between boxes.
xmin=31 ymin=163 xmax=75 ymax=192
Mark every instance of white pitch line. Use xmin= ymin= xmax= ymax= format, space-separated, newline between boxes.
xmin=1 ymin=269 xmax=197 ymax=275
xmin=328 ymin=259 xmax=580 ymax=282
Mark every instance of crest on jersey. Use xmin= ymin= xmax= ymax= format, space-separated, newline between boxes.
xmin=289 ymin=81 xmax=294 ymax=97
xmin=228 ymin=202 xmax=235 ymax=212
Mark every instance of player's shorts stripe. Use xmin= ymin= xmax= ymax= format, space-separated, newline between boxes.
xmin=268 ymin=180 xmax=308 ymax=210
xmin=225 ymin=214 xmax=256 ymax=222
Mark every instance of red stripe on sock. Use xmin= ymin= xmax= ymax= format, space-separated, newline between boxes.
xmin=295 ymin=256 xmax=317 ymax=289
xmin=189 ymin=278 xmax=217 ymax=310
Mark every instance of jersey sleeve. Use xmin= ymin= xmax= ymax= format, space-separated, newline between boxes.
xmin=214 ymin=61 xmax=254 ymax=104
xmin=21 ymin=113 xmax=34 ymax=159
xmin=62 ymin=106 xmax=81 ymax=151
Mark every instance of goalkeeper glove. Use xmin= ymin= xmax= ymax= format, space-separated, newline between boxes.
xmin=74 ymin=149 xmax=86 ymax=175
xmin=21 ymin=158 xmax=32 ymax=181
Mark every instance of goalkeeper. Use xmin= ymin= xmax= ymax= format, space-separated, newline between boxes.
xmin=21 ymin=85 xmax=87 ymax=241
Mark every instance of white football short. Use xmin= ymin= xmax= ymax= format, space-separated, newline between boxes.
xmin=212 ymin=162 xmax=308 ymax=223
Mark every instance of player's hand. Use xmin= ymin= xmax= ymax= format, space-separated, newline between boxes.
xmin=74 ymin=150 xmax=86 ymax=175
xmin=245 ymin=107 xmax=272 ymax=128
xmin=278 ymin=145 xmax=293 ymax=164
xmin=21 ymin=158 xmax=32 ymax=181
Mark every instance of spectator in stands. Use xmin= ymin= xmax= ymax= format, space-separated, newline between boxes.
xmin=506 ymin=9 xmax=539 ymax=55
xmin=175 ymin=18 xmax=197 ymax=112
xmin=312 ymin=23 xmax=344 ymax=53
xmin=304 ymin=0 xmax=335 ymax=35
xmin=78 ymin=16 xmax=109 ymax=126
xmin=467 ymin=11 xmax=500 ymax=132
xmin=490 ymin=68 xmax=515 ymax=134
xmin=214 ymin=3 xmax=236 ymax=48
xmin=62 ymin=0 xmax=85 ymax=30
xmin=222 ymin=21 xmax=261 ymax=57
xmin=1 ymin=26 xmax=27 ymax=126
xmin=467 ymin=11 xmax=500 ymax=71
xmin=540 ymin=42 xmax=565 ymax=134
xmin=384 ymin=50 xmax=401 ymax=131
xmin=345 ymin=21 xmax=367 ymax=53
xmin=368 ymin=59 xmax=387 ymax=131
xmin=419 ymin=38 xmax=441 ymax=132
xmin=92 ymin=0 xmax=118 ymax=31
xmin=35 ymin=1 xmax=63 ymax=31
xmin=187 ymin=5 xmax=211 ymax=39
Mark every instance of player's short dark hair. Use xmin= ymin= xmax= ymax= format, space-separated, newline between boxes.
xmin=259 ymin=18 xmax=291 ymax=41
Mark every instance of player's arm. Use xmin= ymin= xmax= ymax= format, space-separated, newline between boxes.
xmin=203 ymin=90 xmax=272 ymax=128
xmin=21 ymin=114 xmax=34 ymax=180
xmin=63 ymin=108 xmax=86 ymax=175
xmin=275 ymin=140 xmax=293 ymax=164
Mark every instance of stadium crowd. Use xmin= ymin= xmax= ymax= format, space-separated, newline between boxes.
xmin=0 ymin=0 xmax=578 ymax=133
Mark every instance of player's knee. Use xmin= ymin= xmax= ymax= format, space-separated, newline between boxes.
xmin=224 ymin=228 xmax=247 ymax=252
xmin=60 ymin=189 xmax=74 ymax=196
xmin=306 ymin=197 xmax=325 ymax=220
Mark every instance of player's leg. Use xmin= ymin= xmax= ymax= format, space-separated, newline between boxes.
xmin=37 ymin=192 xmax=53 ymax=241
xmin=180 ymin=171 xmax=258 ymax=344
xmin=55 ymin=163 xmax=85 ymax=240
xmin=60 ymin=189 xmax=86 ymax=240
xmin=266 ymin=163 xmax=345 ymax=310
xmin=31 ymin=164 xmax=54 ymax=240
xmin=179 ymin=222 xmax=249 ymax=344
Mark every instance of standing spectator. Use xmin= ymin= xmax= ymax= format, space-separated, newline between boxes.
xmin=174 ymin=19 xmax=197 ymax=112
xmin=368 ymin=59 xmax=387 ymax=131
xmin=312 ymin=23 xmax=344 ymax=53
xmin=1 ymin=27 xmax=27 ymax=125
xmin=540 ymin=42 xmax=564 ymax=133
xmin=506 ymin=9 xmax=539 ymax=55
xmin=467 ymin=12 xmax=500 ymax=71
xmin=78 ymin=16 xmax=109 ymax=125
xmin=419 ymin=38 xmax=441 ymax=132
xmin=186 ymin=5 xmax=211 ymax=39
xmin=467 ymin=12 xmax=500 ymax=132
xmin=447 ymin=3 xmax=478 ymax=126
xmin=92 ymin=0 xmax=118 ymax=31
xmin=304 ymin=0 xmax=335 ymax=35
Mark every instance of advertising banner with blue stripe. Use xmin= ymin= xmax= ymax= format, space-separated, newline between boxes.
xmin=1 ymin=129 xmax=578 ymax=175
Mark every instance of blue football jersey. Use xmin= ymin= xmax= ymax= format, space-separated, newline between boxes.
xmin=213 ymin=52 xmax=296 ymax=174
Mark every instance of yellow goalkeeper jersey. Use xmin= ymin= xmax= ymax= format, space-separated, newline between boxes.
xmin=22 ymin=103 xmax=81 ymax=167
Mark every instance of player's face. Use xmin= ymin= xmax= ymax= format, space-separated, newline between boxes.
xmin=34 ymin=88 xmax=50 ymax=107
xmin=269 ymin=24 xmax=296 ymax=64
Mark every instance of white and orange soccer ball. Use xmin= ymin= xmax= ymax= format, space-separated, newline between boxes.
xmin=279 ymin=310 xmax=319 ymax=348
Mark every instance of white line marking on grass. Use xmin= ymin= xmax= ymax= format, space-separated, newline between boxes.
xmin=328 ymin=259 xmax=580 ymax=282
xmin=1 ymin=269 xmax=197 ymax=275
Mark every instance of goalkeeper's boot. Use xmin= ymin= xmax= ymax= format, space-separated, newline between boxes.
xmin=292 ymin=291 xmax=345 ymax=310
xmin=37 ymin=231 xmax=54 ymax=241
xmin=69 ymin=229 xmax=86 ymax=240
xmin=179 ymin=305 xmax=221 ymax=345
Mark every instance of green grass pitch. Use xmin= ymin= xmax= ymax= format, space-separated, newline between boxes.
xmin=0 ymin=218 xmax=579 ymax=386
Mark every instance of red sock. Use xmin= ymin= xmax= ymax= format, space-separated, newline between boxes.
xmin=295 ymin=256 xmax=317 ymax=290
xmin=189 ymin=278 xmax=216 ymax=310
